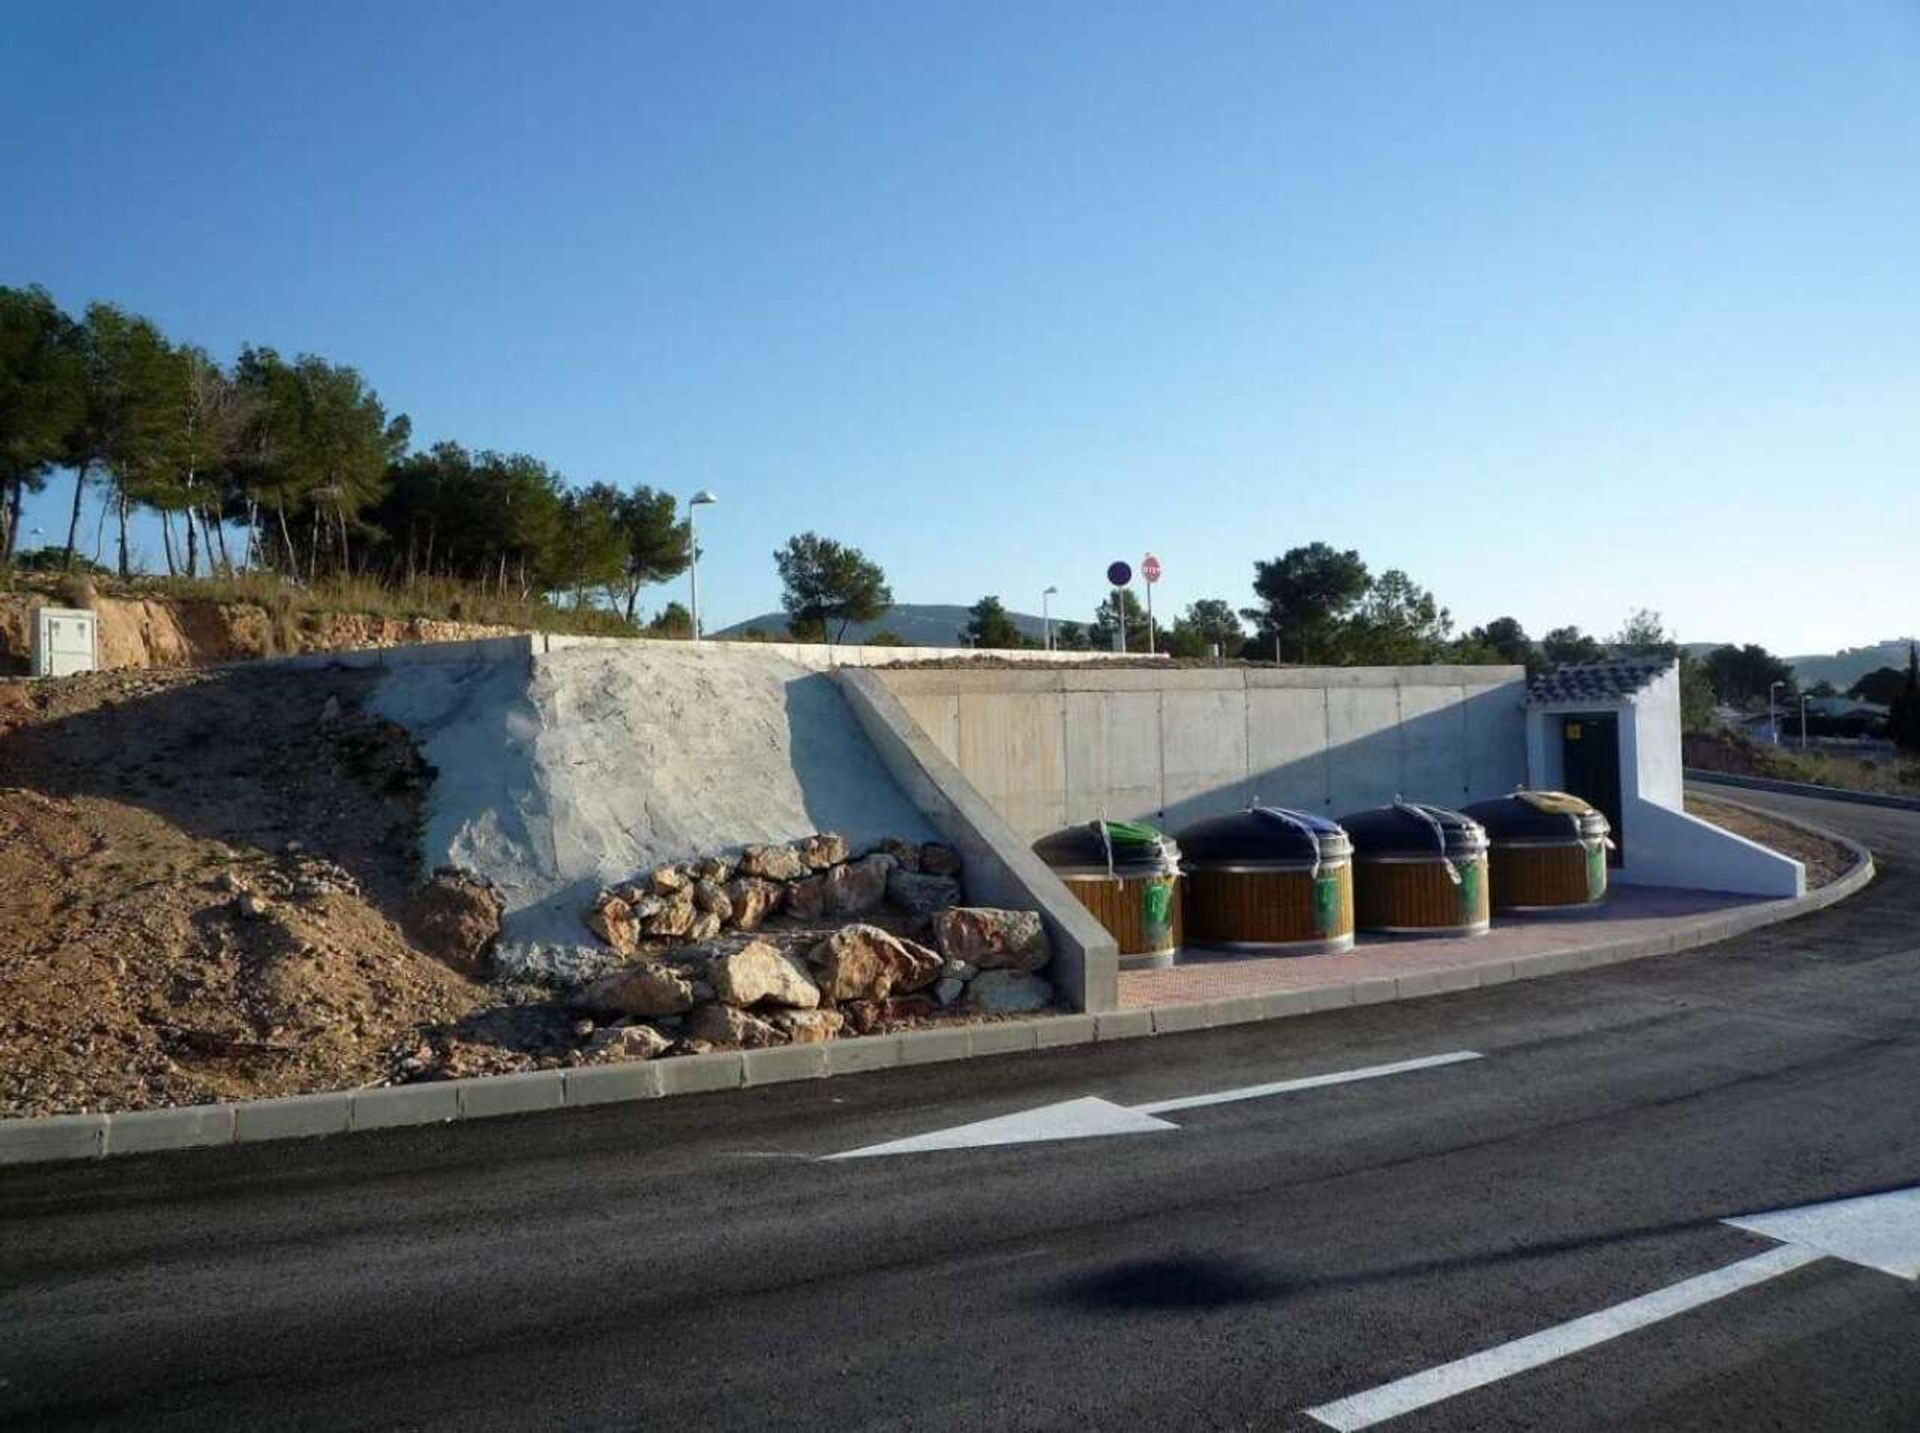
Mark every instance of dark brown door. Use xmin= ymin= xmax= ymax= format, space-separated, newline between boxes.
xmin=1561 ymin=713 xmax=1623 ymax=864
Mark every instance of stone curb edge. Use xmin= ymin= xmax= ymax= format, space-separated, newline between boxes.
xmin=0 ymin=810 xmax=1876 ymax=1169
xmin=1686 ymin=769 xmax=1920 ymax=814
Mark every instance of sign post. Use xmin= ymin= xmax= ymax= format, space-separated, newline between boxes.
xmin=1105 ymin=560 xmax=1133 ymax=653
xmin=1142 ymin=553 xmax=1162 ymax=652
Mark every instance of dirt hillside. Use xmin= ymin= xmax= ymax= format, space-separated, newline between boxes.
xmin=0 ymin=668 xmax=521 ymax=1116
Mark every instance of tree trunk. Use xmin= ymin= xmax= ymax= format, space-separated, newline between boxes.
xmin=116 ymin=490 xmax=131 ymax=579
xmin=160 ymin=510 xmax=178 ymax=576
xmin=276 ymin=496 xmax=296 ymax=575
xmin=0 ymin=474 xmax=18 ymax=563
xmin=185 ymin=504 xmax=198 ymax=577
xmin=64 ymin=461 xmax=88 ymax=568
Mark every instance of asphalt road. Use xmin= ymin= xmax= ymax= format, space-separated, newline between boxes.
xmin=3 ymin=787 xmax=1916 ymax=1432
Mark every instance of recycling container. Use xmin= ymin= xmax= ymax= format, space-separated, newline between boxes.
xmin=1175 ymin=807 xmax=1354 ymax=955
xmin=1339 ymin=802 xmax=1492 ymax=936
xmin=1032 ymin=819 xmax=1183 ymax=969
xmin=1461 ymin=791 xmax=1612 ymax=913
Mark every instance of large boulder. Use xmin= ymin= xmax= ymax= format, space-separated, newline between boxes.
xmin=587 ymin=1024 xmax=674 ymax=1061
xmin=739 ymin=844 xmax=808 ymax=881
xmin=571 ymin=962 xmax=698 ymax=1017
xmin=686 ymin=911 xmax=723 ymax=942
xmin=886 ymin=869 xmax=962 ymax=924
xmin=784 ymin=874 xmax=829 ymax=922
xmin=692 ymin=878 xmax=733 ymax=922
xmin=694 ymin=855 xmax=737 ymax=885
xmin=827 ymin=853 xmax=895 ymax=916
xmin=920 ymin=842 xmax=963 ymax=877
xmin=725 ymin=876 xmax=785 ymax=931
xmin=967 ymin=970 xmax=1054 ymax=1014
xmin=876 ymin=836 xmax=922 ymax=873
xmin=775 ymin=1008 xmax=846 ymax=1044
xmin=584 ymin=897 xmax=642 ymax=955
xmin=684 ymin=1003 xmax=785 ymax=1049
xmin=643 ymin=890 xmax=698 ymax=939
xmin=402 ymin=869 xmax=504 ymax=975
xmin=796 ymin=832 xmax=849 ymax=870
xmin=808 ymin=924 xmax=943 ymax=1002
xmin=706 ymin=939 xmax=820 ymax=1009
xmin=933 ymin=908 xmax=1050 ymax=972
xmin=650 ymin=864 xmax=692 ymax=896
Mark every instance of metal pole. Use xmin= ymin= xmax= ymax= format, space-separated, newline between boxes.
xmin=1145 ymin=579 xmax=1155 ymax=654
xmin=1769 ymin=681 xmax=1782 ymax=746
xmin=688 ymin=502 xmax=701 ymax=641
xmin=1800 ymin=695 xmax=1809 ymax=749
xmin=1043 ymin=589 xmax=1053 ymax=651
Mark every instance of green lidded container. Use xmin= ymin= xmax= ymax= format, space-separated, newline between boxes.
xmin=1032 ymin=819 xmax=1183 ymax=971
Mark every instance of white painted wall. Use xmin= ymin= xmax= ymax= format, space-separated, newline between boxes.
xmin=1526 ymin=663 xmax=1802 ymax=898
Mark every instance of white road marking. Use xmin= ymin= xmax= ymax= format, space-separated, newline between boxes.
xmin=1306 ymin=1183 xmax=1920 ymax=1430
xmin=1304 ymin=1245 xmax=1823 ymax=1431
xmin=1726 ymin=1184 xmax=1920 ymax=1279
xmin=824 ymin=1051 xmax=1483 ymax=1159
xmin=824 ymin=1096 xmax=1177 ymax=1160
xmin=1130 ymin=1051 xmax=1484 ymax=1116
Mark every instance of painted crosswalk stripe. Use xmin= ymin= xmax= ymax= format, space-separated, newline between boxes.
xmin=1304 ymin=1245 xmax=1823 ymax=1431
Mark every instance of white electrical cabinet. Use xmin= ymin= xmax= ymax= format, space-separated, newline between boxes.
xmin=31 ymin=607 xmax=98 ymax=677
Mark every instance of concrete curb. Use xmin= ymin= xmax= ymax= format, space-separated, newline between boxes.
xmin=1687 ymin=769 xmax=1920 ymax=814
xmin=0 ymin=811 xmax=1878 ymax=1168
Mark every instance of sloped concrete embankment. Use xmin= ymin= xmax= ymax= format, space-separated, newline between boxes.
xmin=369 ymin=643 xmax=947 ymax=954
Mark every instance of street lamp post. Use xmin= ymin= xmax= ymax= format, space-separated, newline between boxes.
xmin=1042 ymin=585 xmax=1058 ymax=651
xmin=1768 ymin=680 xmax=1785 ymax=747
xmin=1800 ymin=692 xmax=1812 ymax=750
xmin=686 ymin=490 xmax=718 ymax=641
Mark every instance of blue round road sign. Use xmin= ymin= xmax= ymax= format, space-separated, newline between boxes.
xmin=1106 ymin=560 xmax=1133 ymax=587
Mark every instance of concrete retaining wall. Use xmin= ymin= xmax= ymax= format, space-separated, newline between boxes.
xmin=836 ymin=669 xmax=1122 ymax=1011
xmin=870 ymin=665 xmax=1530 ymax=839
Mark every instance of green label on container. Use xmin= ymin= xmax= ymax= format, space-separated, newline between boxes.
xmin=1587 ymin=844 xmax=1607 ymax=901
xmin=1313 ymin=875 xmax=1340 ymax=935
xmin=1142 ymin=879 xmax=1173 ymax=944
xmin=1459 ymin=861 xmax=1483 ymax=918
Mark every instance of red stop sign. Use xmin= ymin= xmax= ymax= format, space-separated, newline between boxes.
xmin=1142 ymin=554 xmax=1162 ymax=584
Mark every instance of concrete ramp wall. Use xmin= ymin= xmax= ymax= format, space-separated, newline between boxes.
xmin=871 ymin=665 xmax=1529 ymax=840
xmin=371 ymin=643 xmax=938 ymax=947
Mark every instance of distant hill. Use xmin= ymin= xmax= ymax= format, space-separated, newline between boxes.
xmin=1680 ymin=639 xmax=1916 ymax=693
xmin=713 ymin=603 xmax=1050 ymax=647
xmin=1786 ymin=639 xmax=1918 ymax=692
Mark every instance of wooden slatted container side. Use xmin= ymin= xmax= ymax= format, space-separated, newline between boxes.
xmin=1352 ymin=855 xmax=1491 ymax=934
xmin=1487 ymin=842 xmax=1608 ymax=912
xmin=1060 ymin=873 xmax=1183 ymax=957
xmin=1184 ymin=864 xmax=1355 ymax=950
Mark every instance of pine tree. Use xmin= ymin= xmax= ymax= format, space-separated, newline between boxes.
xmin=1890 ymin=643 xmax=1920 ymax=755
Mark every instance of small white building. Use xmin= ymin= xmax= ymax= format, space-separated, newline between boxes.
xmin=1524 ymin=658 xmax=1803 ymax=898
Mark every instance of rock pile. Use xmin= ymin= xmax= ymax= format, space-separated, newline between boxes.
xmin=563 ymin=834 xmax=1058 ymax=1060
xmin=583 ymin=835 xmax=966 ymax=954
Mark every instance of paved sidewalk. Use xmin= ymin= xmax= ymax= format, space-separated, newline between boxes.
xmin=1120 ymin=886 xmax=1761 ymax=1009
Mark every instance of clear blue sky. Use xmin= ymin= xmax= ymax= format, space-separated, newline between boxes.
xmin=5 ymin=0 xmax=1917 ymax=654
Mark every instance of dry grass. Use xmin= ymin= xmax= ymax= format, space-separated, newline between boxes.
xmin=3 ymin=567 xmax=646 ymax=640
